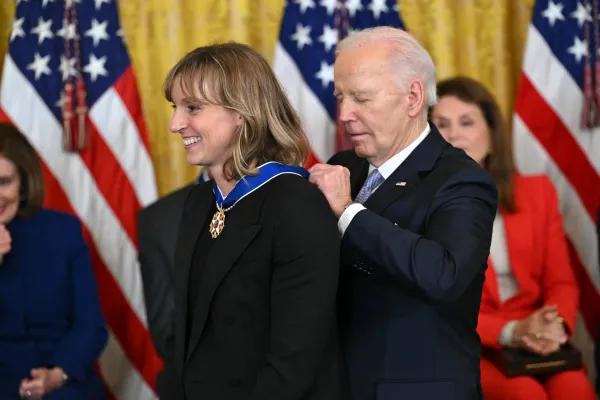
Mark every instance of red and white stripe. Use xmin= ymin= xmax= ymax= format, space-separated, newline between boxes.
xmin=0 ymin=55 xmax=161 ymax=399
xmin=513 ymin=24 xmax=600 ymax=383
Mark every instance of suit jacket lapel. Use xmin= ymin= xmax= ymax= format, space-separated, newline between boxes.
xmin=174 ymin=182 xmax=213 ymax=375
xmin=363 ymin=166 xmax=421 ymax=214
xmin=484 ymin=257 xmax=501 ymax=307
xmin=365 ymin=126 xmax=448 ymax=215
xmin=185 ymin=193 xmax=262 ymax=363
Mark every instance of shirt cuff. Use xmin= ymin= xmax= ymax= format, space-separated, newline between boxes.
xmin=498 ymin=320 xmax=518 ymax=347
xmin=337 ymin=203 xmax=366 ymax=237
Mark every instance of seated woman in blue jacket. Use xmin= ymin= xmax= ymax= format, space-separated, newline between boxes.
xmin=0 ymin=123 xmax=108 ymax=400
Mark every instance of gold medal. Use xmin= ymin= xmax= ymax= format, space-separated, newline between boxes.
xmin=210 ymin=207 xmax=226 ymax=238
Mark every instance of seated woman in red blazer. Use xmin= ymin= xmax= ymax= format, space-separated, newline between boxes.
xmin=430 ymin=76 xmax=595 ymax=400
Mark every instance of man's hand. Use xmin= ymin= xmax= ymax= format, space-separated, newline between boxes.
xmin=308 ymin=164 xmax=353 ymax=218
xmin=512 ymin=304 xmax=567 ymax=355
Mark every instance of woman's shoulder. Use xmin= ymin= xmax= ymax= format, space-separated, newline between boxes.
xmin=262 ymin=173 xmax=338 ymax=236
xmin=514 ymin=173 xmax=557 ymax=197
xmin=264 ymin=173 xmax=334 ymax=216
xmin=38 ymin=208 xmax=80 ymax=223
xmin=266 ymin=173 xmax=325 ymax=202
xmin=24 ymin=208 xmax=81 ymax=232
xmin=8 ymin=210 xmax=83 ymax=249
xmin=512 ymin=173 xmax=559 ymax=215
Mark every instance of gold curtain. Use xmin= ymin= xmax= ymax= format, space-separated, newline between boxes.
xmin=0 ymin=0 xmax=534 ymax=197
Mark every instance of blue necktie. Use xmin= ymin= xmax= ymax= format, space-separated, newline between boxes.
xmin=354 ymin=169 xmax=384 ymax=204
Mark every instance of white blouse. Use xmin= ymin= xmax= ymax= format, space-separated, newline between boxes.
xmin=489 ymin=215 xmax=519 ymax=302
xmin=489 ymin=214 xmax=520 ymax=346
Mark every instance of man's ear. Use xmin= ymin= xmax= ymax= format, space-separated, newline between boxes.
xmin=407 ymin=79 xmax=425 ymax=117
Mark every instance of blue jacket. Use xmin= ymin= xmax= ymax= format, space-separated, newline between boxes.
xmin=330 ymin=127 xmax=497 ymax=400
xmin=0 ymin=209 xmax=108 ymax=399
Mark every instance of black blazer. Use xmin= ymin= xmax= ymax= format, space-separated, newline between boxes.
xmin=161 ymin=174 xmax=342 ymax=400
xmin=138 ymin=184 xmax=193 ymax=359
xmin=331 ymin=126 xmax=498 ymax=400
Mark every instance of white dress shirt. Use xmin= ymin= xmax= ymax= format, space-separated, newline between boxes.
xmin=337 ymin=123 xmax=431 ymax=236
xmin=490 ymin=214 xmax=521 ymax=346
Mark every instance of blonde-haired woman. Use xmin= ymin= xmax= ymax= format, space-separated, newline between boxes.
xmin=158 ymin=42 xmax=342 ymax=400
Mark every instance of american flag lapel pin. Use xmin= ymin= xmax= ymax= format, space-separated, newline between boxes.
xmin=396 ymin=182 xmax=407 ymax=187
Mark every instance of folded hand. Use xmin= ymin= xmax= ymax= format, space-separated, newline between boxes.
xmin=19 ymin=367 xmax=64 ymax=399
xmin=0 ymin=224 xmax=11 ymax=263
xmin=513 ymin=304 xmax=567 ymax=355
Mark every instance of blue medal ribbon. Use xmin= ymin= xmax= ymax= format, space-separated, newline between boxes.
xmin=214 ymin=161 xmax=309 ymax=210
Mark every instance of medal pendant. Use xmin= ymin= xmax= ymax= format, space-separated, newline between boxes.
xmin=210 ymin=207 xmax=226 ymax=238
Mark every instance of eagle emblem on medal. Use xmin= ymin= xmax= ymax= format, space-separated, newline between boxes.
xmin=210 ymin=208 xmax=226 ymax=238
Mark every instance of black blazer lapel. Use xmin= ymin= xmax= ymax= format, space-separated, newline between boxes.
xmin=185 ymin=196 xmax=262 ymax=363
xmin=173 ymin=182 xmax=213 ymax=375
xmin=350 ymin=158 xmax=369 ymax=199
xmin=365 ymin=126 xmax=448 ymax=215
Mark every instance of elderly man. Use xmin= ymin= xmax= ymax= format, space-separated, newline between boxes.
xmin=310 ymin=27 xmax=498 ymax=400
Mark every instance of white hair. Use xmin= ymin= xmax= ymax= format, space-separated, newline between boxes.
xmin=336 ymin=26 xmax=438 ymax=107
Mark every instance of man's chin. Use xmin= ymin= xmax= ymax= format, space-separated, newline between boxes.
xmin=353 ymin=146 xmax=373 ymax=159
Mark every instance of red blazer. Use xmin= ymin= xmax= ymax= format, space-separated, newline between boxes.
xmin=477 ymin=174 xmax=579 ymax=349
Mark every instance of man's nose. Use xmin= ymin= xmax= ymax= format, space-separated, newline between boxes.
xmin=338 ymin=101 xmax=356 ymax=122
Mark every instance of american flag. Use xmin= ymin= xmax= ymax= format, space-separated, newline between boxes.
xmin=0 ymin=0 xmax=160 ymax=399
xmin=513 ymin=0 xmax=600 ymax=381
xmin=273 ymin=0 xmax=405 ymax=165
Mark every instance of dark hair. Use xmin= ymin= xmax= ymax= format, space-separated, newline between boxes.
xmin=0 ymin=124 xmax=44 ymax=216
xmin=163 ymin=42 xmax=310 ymax=181
xmin=435 ymin=77 xmax=516 ymax=212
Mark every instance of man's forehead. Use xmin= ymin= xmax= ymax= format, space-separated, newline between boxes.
xmin=335 ymin=49 xmax=390 ymax=74
xmin=334 ymin=59 xmax=390 ymax=87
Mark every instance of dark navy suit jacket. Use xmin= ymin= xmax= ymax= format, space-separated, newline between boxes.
xmin=330 ymin=126 xmax=498 ymax=400
xmin=0 ymin=209 xmax=108 ymax=399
